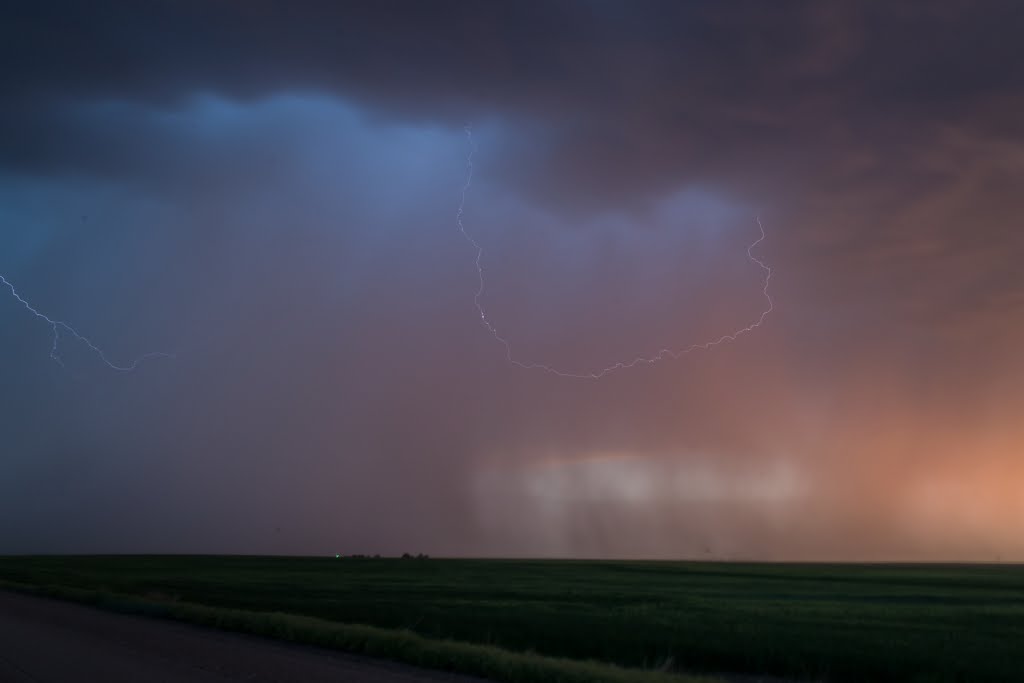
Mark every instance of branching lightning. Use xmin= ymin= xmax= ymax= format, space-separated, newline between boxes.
xmin=456 ymin=125 xmax=774 ymax=379
xmin=0 ymin=274 xmax=172 ymax=371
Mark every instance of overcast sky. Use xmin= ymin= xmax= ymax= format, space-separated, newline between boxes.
xmin=2 ymin=1 xmax=1023 ymax=560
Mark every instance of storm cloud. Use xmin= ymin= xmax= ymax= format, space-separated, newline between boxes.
xmin=1 ymin=1 xmax=1023 ymax=560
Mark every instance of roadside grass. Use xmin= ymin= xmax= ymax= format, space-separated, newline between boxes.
xmin=2 ymin=556 xmax=1023 ymax=682
xmin=0 ymin=579 xmax=715 ymax=683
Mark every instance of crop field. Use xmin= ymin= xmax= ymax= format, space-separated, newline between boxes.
xmin=1 ymin=556 xmax=1022 ymax=682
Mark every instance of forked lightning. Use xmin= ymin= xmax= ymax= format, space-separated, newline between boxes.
xmin=456 ymin=126 xmax=773 ymax=379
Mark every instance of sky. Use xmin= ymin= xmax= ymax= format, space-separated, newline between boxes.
xmin=1 ymin=1 xmax=1023 ymax=560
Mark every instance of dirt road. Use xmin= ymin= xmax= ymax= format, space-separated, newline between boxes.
xmin=0 ymin=591 xmax=490 ymax=682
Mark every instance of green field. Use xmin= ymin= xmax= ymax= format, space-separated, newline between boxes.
xmin=1 ymin=556 xmax=1022 ymax=682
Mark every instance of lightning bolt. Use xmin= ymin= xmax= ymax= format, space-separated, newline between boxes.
xmin=456 ymin=125 xmax=773 ymax=379
xmin=0 ymin=274 xmax=173 ymax=371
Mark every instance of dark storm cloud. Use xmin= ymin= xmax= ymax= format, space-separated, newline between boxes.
xmin=7 ymin=2 xmax=1022 ymax=108
xmin=5 ymin=1 xmax=1023 ymax=198
xmin=2 ymin=1 xmax=1023 ymax=559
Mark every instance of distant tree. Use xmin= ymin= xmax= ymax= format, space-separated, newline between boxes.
xmin=401 ymin=552 xmax=412 ymax=559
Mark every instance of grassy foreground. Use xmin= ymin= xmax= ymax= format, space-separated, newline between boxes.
xmin=2 ymin=557 xmax=1023 ymax=682
xmin=0 ymin=579 xmax=706 ymax=683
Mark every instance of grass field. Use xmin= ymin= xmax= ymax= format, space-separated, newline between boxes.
xmin=1 ymin=556 xmax=1022 ymax=682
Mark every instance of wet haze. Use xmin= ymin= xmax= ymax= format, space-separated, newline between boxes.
xmin=2 ymin=1 xmax=1023 ymax=560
